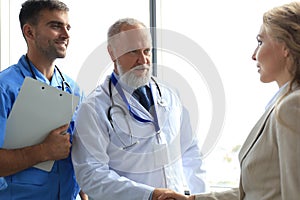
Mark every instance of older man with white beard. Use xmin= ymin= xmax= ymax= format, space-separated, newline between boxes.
xmin=71 ymin=18 xmax=206 ymax=200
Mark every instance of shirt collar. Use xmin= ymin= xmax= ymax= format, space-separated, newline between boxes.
xmin=265 ymin=82 xmax=289 ymax=110
xmin=50 ymin=68 xmax=63 ymax=88
xmin=19 ymin=55 xmax=62 ymax=88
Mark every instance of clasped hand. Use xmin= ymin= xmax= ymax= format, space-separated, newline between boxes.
xmin=152 ymin=188 xmax=195 ymax=200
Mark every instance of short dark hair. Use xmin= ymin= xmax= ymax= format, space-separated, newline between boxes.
xmin=19 ymin=0 xmax=69 ymax=31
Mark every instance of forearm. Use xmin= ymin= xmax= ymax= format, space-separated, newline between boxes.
xmin=182 ymin=138 xmax=206 ymax=193
xmin=183 ymin=150 xmax=206 ymax=188
xmin=72 ymin=136 xmax=153 ymax=200
xmin=0 ymin=144 xmax=47 ymax=176
xmin=74 ymin=157 xmax=153 ymax=200
xmin=194 ymin=189 xmax=239 ymax=200
xmin=0 ymin=124 xmax=71 ymax=176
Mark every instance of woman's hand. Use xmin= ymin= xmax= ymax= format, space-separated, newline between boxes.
xmin=156 ymin=189 xmax=195 ymax=200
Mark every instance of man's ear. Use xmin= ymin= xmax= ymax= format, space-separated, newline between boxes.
xmin=23 ymin=24 xmax=34 ymax=40
xmin=107 ymin=45 xmax=116 ymax=61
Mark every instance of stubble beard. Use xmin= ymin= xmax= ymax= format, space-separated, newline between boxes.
xmin=35 ymin=38 xmax=67 ymax=60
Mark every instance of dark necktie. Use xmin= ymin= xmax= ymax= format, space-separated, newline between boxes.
xmin=133 ymin=86 xmax=152 ymax=111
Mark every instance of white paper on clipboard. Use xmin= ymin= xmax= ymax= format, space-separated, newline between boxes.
xmin=3 ymin=77 xmax=79 ymax=172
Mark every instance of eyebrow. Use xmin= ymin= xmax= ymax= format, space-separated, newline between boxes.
xmin=47 ymin=21 xmax=71 ymax=29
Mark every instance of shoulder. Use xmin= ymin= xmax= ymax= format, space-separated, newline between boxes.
xmin=0 ymin=64 xmax=25 ymax=95
xmin=276 ymin=89 xmax=300 ymax=113
xmin=276 ymin=90 xmax=300 ymax=130
xmin=158 ymin=82 xmax=184 ymax=112
xmin=61 ymin=73 xmax=79 ymax=89
xmin=61 ymin=73 xmax=85 ymax=99
xmin=0 ymin=65 xmax=23 ymax=84
xmin=0 ymin=56 xmax=28 ymax=90
xmin=155 ymin=80 xmax=181 ymax=101
xmin=78 ymin=79 xmax=110 ymax=111
xmin=0 ymin=65 xmax=25 ymax=117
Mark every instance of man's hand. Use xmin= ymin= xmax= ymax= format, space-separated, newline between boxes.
xmin=40 ymin=124 xmax=71 ymax=161
xmin=152 ymin=188 xmax=175 ymax=200
xmin=153 ymin=188 xmax=195 ymax=200
xmin=0 ymin=124 xmax=71 ymax=176
xmin=79 ymin=190 xmax=88 ymax=200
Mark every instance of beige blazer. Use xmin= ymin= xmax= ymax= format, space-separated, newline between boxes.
xmin=195 ymin=85 xmax=300 ymax=200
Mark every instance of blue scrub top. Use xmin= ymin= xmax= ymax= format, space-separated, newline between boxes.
xmin=0 ymin=55 xmax=84 ymax=200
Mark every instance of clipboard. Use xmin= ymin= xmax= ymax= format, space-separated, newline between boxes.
xmin=3 ymin=77 xmax=79 ymax=172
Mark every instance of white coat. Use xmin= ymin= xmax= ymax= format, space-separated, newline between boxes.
xmin=72 ymin=74 xmax=206 ymax=200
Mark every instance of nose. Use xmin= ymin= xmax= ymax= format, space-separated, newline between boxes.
xmin=137 ymin=51 xmax=150 ymax=65
xmin=252 ymin=47 xmax=257 ymax=61
xmin=61 ymin=26 xmax=70 ymax=39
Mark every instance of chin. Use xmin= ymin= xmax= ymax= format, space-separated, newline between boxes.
xmin=260 ymin=77 xmax=273 ymax=84
xmin=57 ymin=53 xmax=66 ymax=58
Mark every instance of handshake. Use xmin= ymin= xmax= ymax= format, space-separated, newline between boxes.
xmin=152 ymin=188 xmax=195 ymax=200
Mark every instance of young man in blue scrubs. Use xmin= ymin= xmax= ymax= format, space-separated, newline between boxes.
xmin=0 ymin=0 xmax=86 ymax=199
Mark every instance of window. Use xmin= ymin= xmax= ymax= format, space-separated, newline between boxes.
xmin=155 ymin=0 xmax=289 ymax=189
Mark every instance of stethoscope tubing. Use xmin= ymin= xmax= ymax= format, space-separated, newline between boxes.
xmin=108 ymin=73 xmax=161 ymax=127
xmin=107 ymin=73 xmax=164 ymax=149
xmin=25 ymin=54 xmax=71 ymax=92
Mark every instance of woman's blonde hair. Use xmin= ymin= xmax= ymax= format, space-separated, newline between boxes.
xmin=264 ymin=2 xmax=300 ymax=128
xmin=263 ymin=2 xmax=300 ymax=95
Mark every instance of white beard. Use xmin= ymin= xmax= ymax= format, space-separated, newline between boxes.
xmin=117 ymin=62 xmax=152 ymax=89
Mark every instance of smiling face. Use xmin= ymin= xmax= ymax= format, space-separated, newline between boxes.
xmin=25 ymin=9 xmax=70 ymax=61
xmin=252 ymin=25 xmax=292 ymax=87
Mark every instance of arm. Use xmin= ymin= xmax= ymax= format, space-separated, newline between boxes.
xmin=180 ymin=107 xmax=206 ymax=193
xmin=157 ymin=189 xmax=239 ymax=200
xmin=72 ymin=102 xmax=153 ymax=200
xmin=0 ymin=84 xmax=72 ymax=176
xmin=275 ymin=91 xmax=300 ymax=200
xmin=0 ymin=124 xmax=71 ymax=176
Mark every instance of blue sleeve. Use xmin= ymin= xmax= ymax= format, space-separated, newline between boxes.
xmin=0 ymin=85 xmax=11 ymax=147
xmin=0 ymin=177 xmax=7 ymax=190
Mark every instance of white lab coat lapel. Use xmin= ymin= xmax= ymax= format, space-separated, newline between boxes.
xmin=150 ymin=81 xmax=170 ymax=133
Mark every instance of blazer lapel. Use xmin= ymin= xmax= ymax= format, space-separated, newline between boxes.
xmin=238 ymin=106 xmax=274 ymax=163
xmin=238 ymin=83 xmax=291 ymax=163
xmin=238 ymin=114 xmax=275 ymax=200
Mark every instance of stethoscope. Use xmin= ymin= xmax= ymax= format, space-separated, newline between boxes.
xmin=107 ymin=73 xmax=166 ymax=150
xmin=25 ymin=54 xmax=72 ymax=93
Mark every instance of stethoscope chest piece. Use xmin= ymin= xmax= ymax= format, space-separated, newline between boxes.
xmin=157 ymin=98 xmax=167 ymax=107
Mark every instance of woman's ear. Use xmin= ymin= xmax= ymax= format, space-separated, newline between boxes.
xmin=282 ymin=43 xmax=290 ymax=58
